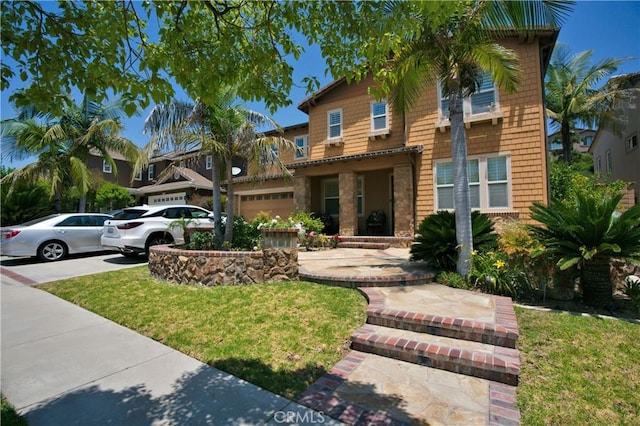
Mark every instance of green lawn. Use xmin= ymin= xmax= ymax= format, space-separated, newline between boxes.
xmin=40 ymin=268 xmax=640 ymax=423
xmin=516 ymin=307 xmax=640 ymax=425
xmin=40 ymin=266 xmax=367 ymax=399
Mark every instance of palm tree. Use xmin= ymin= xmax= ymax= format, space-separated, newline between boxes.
xmin=545 ymin=46 xmax=640 ymax=163
xmin=1 ymin=96 xmax=139 ymax=212
xmin=530 ymin=192 xmax=640 ymax=307
xmin=142 ymin=88 xmax=293 ymax=248
xmin=381 ymin=1 xmax=572 ymax=276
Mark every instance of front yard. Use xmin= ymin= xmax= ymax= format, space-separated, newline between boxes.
xmin=40 ymin=267 xmax=640 ymax=424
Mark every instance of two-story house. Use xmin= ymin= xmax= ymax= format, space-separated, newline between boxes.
xmin=589 ymin=72 xmax=640 ymax=205
xmin=233 ymin=33 xmax=557 ymax=240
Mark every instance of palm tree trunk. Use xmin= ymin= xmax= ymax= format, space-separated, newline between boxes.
xmin=54 ymin=189 xmax=62 ymax=212
xmin=224 ymin=155 xmax=234 ymax=244
xmin=78 ymin=194 xmax=86 ymax=213
xmin=449 ymin=78 xmax=473 ymax=277
xmin=211 ymin=155 xmax=224 ymax=248
xmin=561 ymin=122 xmax=572 ymax=164
xmin=580 ymin=258 xmax=613 ymax=307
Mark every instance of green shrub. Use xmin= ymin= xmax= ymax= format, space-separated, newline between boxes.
xmin=436 ymin=272 xmax=470 ymax=289
xmin=230 ymin=216 xmax=261 ymax=251
xmin=410 ymin=210 xmax=498 ymax=272
xmin=469 ymin=250 xmax=528 ymax=298
xmin=187 ymin=231 xmax=218 ymax=251
xmin=290 ymin=211 xmax=324 ymax=234
xmin=624 ymin=275 xmax=640 ymax=314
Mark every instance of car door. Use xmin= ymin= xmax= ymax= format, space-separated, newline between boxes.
xmin=54 ymin=215 xmax=110 ymax=253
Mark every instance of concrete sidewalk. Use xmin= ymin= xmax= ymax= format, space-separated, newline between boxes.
xmin=1 ymin=279 xmax=336 ymax=425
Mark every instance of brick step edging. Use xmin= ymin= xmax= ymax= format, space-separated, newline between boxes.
xmin=337 ymin=242 xmax=391 ymax=250
xmin=351 ymin=328 xmax=520 ymax=386
xmin=298 ymin=269 xmax=436 ymax=289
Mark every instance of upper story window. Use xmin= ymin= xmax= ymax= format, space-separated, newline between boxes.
xmin=205 ymin=155 xmax=213 ymax=170
xmin=327 ymin=109 xmax=343 ymax=139
xmin=595 ymin=156 xmax=602 ymax=173
xmin=606 ymin=149 xmax=612 ymax=173
xmin=371 ymin=101 xmax=388 ymax=132
xmin=102 ymin=160 xmax=112 ymax=174
xmin=626 ymin=133 xmax=638 ymax=151
xmin=271 ymin=143 xmax=279 ymax=157
xmin=435 ymin=154 xmax=510 ymax=211
xmin=134 ymin=169 xmax=142 ymax=181
xmin=148 ymin=164 xmax=155 ymax=180
xmin=294 ymin=135 xmax=309 ymax=159
xmin=437 ymin=71 xmax=501 ymax=130
xmin=582 ymin=136 xmax=593 ymax=146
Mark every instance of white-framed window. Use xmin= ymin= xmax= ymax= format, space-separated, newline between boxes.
xmin=205 ymin=155 xmax=213 ymax=170
xmin=148 ymin=164 xmax=155 ymax=180
xmin=582 ymin=136 xmax=593 ymax=147
xmin=327 ymin=109 xmax=342 ymax=139
xmin=102 ymin=160 xmax=112 ymax=174
xmin=323 ymin=178 xmax=339 ymax=215
xmin=435 ymin=154 xmax=510 ymax=210
xmin=596 ymin=156 xmax=602 ymax=173
xmin=371 ymin=101 xmax=388 ymax=132
xmin=357 ymin=175 xmax=364 ymax=216
xmin=626 ymin=133 xmax=638 ymax=151
xmin=606 ymin=149 xmax=612 ymax=173
xmin=134 ymin=169 xmax=142 ymax=181
xmin=438 ymin=71 xmax=499 ymax=121
xmin=294 ymin=135 xmax=309 ymax=159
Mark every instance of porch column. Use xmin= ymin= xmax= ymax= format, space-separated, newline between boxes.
xmin=393 ymin=164 xmax=414 ymax=238
xmin=339 ymin=170 xmax=357 ymax=236
xmin=293 ymin=175 xmax=310 ymax=213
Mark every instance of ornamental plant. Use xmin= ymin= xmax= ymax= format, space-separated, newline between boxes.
xmin=468 ymin=250 xmax=528 ymax=297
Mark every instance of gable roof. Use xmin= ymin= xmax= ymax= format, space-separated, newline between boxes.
xmin=135 ymin=165 xmax=213 ymax=195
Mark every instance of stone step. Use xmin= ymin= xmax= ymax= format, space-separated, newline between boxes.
xmin=351 ymin=324 xmax=520 ymax=386
xmin=365 ymin=302 xmax=518 ymax=349
xmin=337 ymin=241 xmax=390 ymax=250
xmin=337 ymin=236 xmax=413 ymax=248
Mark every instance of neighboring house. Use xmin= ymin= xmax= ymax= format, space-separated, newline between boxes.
xmin=589 ymin=72 xmax=640 ymax=205
xmin=232 ymin=33 xmax=558 ymax=238
xmin=547 ymin=128 xmax=596 ymax=155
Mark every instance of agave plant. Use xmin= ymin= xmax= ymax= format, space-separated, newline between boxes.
xmin=529 ymin=192 xmax=640 ymax=307
xmin=410 ymin=210 xmax=497 ymax=272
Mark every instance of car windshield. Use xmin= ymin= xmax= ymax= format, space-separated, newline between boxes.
xmin=112 ymin=209 xmax=149 ymax=220
xmin=17 ymin=214 xmax=61 ymax=227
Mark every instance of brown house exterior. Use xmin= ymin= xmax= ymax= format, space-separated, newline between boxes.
xmin=233 ymin=33 xmax=557 ymax=238
xmin=90 ymin=32 xmax=556 ymax=235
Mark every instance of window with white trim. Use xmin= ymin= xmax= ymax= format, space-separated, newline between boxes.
xmin=626 ymin=133 xmax=638 ymax=151
xmin=371 ymin=101 xmax=388 ymax=132
xmin=148 ymin=164 xmax=155 ymax=180
xmin=596 ymin=156 xmax=602 ymax=173
xmin=438 ymin=71 xmax=498 ymax=121
xmin=323 ymin=178 xmax=339 ymax=215
xmin=435 ymin=154 xmax=510 ymax=210
xmin=606 ymin=149 xmax=612 ymax=173
xmin=134 ymin=169 xmax=142 ymax=181
xmin=294 ymin=135 xmax=309 ymax=159
xmin=357 ymin=175 xmax=364 ymax=216
xmin=102 ymin=160 xmax=112 ymax=174
xmin=327 ymin=109 xmax=342 ymax=139
xmin=206 ymin=155 xmax=212 ymax=170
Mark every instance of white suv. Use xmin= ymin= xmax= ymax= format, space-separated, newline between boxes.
xmin=101 ymin=205 xmax=215 ymax=257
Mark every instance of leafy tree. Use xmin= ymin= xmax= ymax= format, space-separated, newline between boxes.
xmin=95 ymin=182 xmax=134 ymax=211
xmin=1 ymin=96 xmax=139 ymax=212
xmin=545 ymin=46 xmax=640 ymax=163
xmin=373 ymin=1 xmax=571 ymax=275
xmin=0 ymin=178 xmax=54 ymax=226
xmin=530 ymin=192 xmax=640 ymax=307
xmin=142 ymin=89 xmax=293 ymax=248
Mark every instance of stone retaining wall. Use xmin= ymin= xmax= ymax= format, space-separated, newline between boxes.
xmin=148 ymin=245 xmax=298 ymax=286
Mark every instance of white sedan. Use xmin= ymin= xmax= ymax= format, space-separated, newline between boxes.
xmin=1 ymin=213 xmax=112 ymax=262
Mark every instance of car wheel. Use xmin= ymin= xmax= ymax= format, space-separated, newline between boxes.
xmin=37 ymin=240 xmax=68 ymax=262
xmin=145 ymin=233 xmax=173 ymax=255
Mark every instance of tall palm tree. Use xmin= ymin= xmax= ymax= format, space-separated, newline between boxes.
xmin=1 ymin=96 xmax=139 ymax=212
xmin=381 ymin=0 xmax=572 ymax=276
xmin=142 ymin=88 xmax=293 ymax=247
xmin=545 ymin=46 xmax=639 ymax=163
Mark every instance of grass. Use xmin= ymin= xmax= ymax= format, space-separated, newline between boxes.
xmin=40 ymin=266 xmax=367 ymax=399
xmin=1 ymin=395 xmax=26 ymax=426
xmin=516 ymin=307 xmax=640 ymax=425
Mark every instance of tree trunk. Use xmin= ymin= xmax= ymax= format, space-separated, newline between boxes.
xmin=561 ymin=122 xmax=572 ymax=164
xmin=78 ymin=194 xmax=86 ymax=213
xmin=580 ymin=258 xmax=613 ymax=307
xmin=211 ymin=155 xmax=224 ymax=249
xmin=54 ymin=189 xmax=62 ymax=212
xmin=224 ymin=155 xmax=234 ymax=244
xmin=449 ymin=78 xmax=473 ymax=277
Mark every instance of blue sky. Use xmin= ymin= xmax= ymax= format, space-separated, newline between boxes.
xmin=2 ymin=0 xmax=639 ymax=169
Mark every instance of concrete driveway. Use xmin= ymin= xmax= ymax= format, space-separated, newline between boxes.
xmin=0 ymin=252 xmax=148 ymax=286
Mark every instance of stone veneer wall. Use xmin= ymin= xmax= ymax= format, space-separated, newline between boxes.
xmin=148 ymin=245 xmax=298 ymax=286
